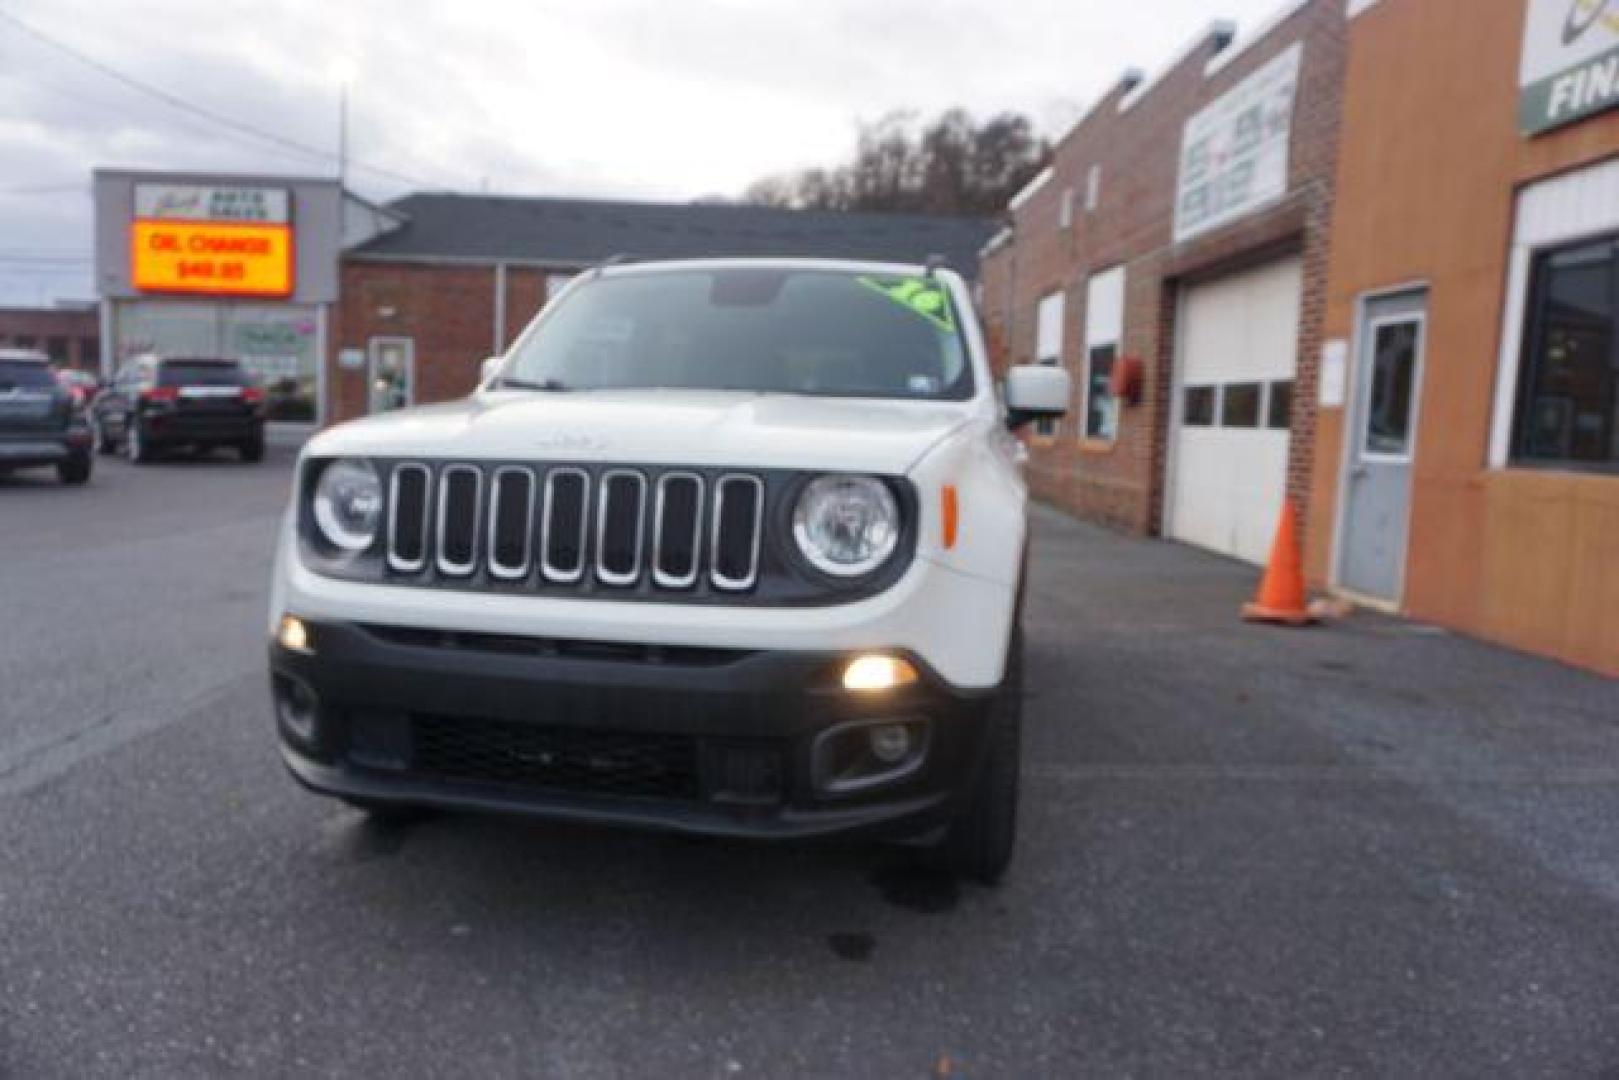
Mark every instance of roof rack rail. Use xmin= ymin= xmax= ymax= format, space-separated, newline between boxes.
xmin=601 ymin=253 xmax=645 ymax=266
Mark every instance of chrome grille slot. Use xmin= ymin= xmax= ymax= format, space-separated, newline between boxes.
xmin=596 ymin=470 xmax=647 ymax=586
xmin=653 ymin=473 xmax=704 ymax=589
xmin=387 ymin=464 xmax=431 ymax=572
xmin=487 ymin=467 xmax=536 ymax=580
xmin=368 ymin=461 xmax=785 ymax=597
xmin=436 ymin=465 xmax=483 ymax=576
xmin=541 ymin=468 xmax=590 ymax=583
xmin=710 ymin=474 xmax=763 ymax=591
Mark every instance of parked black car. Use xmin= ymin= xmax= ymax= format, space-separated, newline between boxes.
xmin=93 ymin=355 xmax=267 ymax=463
xmin=0 ymin=348 xmax=93 ymax=485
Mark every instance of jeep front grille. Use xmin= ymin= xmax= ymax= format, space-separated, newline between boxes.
xmin=386 ymin=462 xmax=764 ymax=593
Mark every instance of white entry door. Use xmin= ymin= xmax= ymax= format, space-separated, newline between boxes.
xmin=1337 ymin=292 xmax=1427 ymax=603
xmin=1167 ymin=256 xmax=1302 ymax=564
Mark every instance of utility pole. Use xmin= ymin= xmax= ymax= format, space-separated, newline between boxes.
xmin=338 ymin=84 xmax=348 ymax=188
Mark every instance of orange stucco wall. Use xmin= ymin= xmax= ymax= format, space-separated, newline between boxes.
xmin=1309 ymin=0 xmax=1619 ymax=675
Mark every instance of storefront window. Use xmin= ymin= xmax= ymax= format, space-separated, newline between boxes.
xmin=1514 ymin=237 xmax=1619 ymax=471
xmin=115 ymin=301 xmax=318 ymax=423
xmin=226 ymin=306 xmax=319 ymax=423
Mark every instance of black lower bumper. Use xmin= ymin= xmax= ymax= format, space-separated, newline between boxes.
xmin=143 ymin=413 xmax=262 ymax=445
xmin=270 ymin=620 xmax=994 ymax=840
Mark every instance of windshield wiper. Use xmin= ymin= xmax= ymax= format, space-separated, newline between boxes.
xmin=496 ymin=376 xmax=570 ymax=392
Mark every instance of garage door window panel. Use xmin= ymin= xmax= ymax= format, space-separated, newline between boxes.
xmin=1221 ymin=382 xmax=1262 ymax=428
xmin=1267 ymin=379 xmax=1293 ymax=430
xmin=1183 ymin=385 xmax=1217 ymax=426
xmin=1513 ymin=237 xmax=1619 ymax=471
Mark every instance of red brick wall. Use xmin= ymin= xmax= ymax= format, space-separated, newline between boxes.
xmin=980 ymin=0 xmax=1346 ymax=547
xmin=0 ymin=308 xmax=100 ymax=370
xmin=503 ymin=267 xmax=550 ymax=349
xmin=329 ymin=261 xmax=568 ymax=424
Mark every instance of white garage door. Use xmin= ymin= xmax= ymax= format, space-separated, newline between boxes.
xmin=1167 ymin=256 xmax=1302 ymax=565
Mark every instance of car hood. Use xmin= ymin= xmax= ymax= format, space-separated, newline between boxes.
xmin=307 ymin=390 xmax=977 ymax=474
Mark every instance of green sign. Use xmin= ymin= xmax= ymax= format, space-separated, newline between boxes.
xmin=1520 ymin=0 xmax=1619 ymax=135
xmin=857 ymin=276 xmax=956 ymax=333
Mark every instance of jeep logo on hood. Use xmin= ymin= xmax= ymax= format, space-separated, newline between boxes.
xmin=530 ymin=432 xmax=608 ymax=455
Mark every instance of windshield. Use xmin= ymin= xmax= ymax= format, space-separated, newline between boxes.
xmin=0 ymin=360 xmax=57 ymax=391
xmin=159 ymin=360 xmax=248 ymax=387
xmin=500 ymin=268 xmax=973 ymax=401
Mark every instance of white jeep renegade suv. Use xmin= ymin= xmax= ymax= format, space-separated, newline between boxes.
xmin=269 ymin=258 xmax=1068 ymax=882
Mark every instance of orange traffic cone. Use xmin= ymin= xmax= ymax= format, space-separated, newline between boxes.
xmin=1242 ymin=501 xmax=1316 ymax=626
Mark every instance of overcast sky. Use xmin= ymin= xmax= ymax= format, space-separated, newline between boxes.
xmin=0 ymin=0 xmax=1285 ymax=305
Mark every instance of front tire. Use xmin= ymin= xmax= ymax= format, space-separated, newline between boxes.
xmin=930 ymin=625 xmax=1023 ymax=885
xmin=92 ymin=418 xmax=115 ymax=456
xmin=57 ymin=452 xmax=92 ymax=485
xmin=238 ymin=435 xmax=265 ymax=463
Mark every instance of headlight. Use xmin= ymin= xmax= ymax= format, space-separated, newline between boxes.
xmin=791 ymin=474 xmax=901 ymax=577
xmin=312 ymin=458 xmax=383 ymax=553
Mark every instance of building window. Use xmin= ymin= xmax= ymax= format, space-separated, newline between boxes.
xmin=45 ymin=336 xmax=68 ymax=361
xmin=1058 ymin=187 xmax=1075 ymax=230
xmin=1513 ymin=235 xmax=1619 ymax=471
xmin=1082 ymin=266 xmax=1125 ymax=441
xmin=80 ymin=337 xmax=100 ymax=365
xmin=1221 ymin=382 xmax=1262 ymax=427
xmin=1085 ymin=165 xmax=1102 ymax=213
xmin=1183 ymin=385 xmax=1217 ymax=426
xmin=1033 ymin=291 xmax=1066 ymax=436
xmin=1086 ymin=344 xmax=1118 ymax=439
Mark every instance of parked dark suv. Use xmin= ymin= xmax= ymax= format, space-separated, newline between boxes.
xmin=0 ymin=348 xmax=93 ymax=485
xmin=94 ymin=355 xmax=267 ymax=464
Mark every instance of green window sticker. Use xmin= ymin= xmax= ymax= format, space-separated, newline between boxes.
xmin=857 ymin=276 xmax=957 ymax=333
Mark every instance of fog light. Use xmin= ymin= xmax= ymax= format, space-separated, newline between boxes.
xmin=869 ymin=723 xmax=912 ymax=765
xmin=278 ymin=614 xmax=311 ymax=654
xmin=842 ymin=654 xmax=918 ymax=692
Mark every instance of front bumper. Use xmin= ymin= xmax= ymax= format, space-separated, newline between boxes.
xmin=271 ymin=620 xmax=994 ymax=839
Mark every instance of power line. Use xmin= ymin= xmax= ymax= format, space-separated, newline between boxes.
xmin=0 ymin=7 xmax=445 ymax=189
xmin=3 ymin=67 xmax=339 ymax=174
xmin=0 ymin=182 xmax=85 ymax=195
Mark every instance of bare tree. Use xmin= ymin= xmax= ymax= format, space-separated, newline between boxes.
xmin=743 ymin=108 xmax=1049 ymax=217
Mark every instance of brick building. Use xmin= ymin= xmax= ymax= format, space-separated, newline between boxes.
xmin=331 ymin=194 xmax=994 ymax=424
xmin=0 ymin=303 xmax=99 ymax=370
xmin=1305 ymin=0 xmax=1619 ymax=675
xmin=980 ymin=0 xmax=1346 ymax=566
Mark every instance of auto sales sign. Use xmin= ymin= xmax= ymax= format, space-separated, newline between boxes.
xmin=130 ymin=183 xmax=293 ymax=297
xmin=1521 ymin=0 xmax=1619 ymax=135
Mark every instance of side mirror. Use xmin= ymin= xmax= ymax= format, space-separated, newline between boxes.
xmin=1003 ymin=364 xmax=1071 ymax=431
xmin=479 ymin=356 xmax=501 ymax=388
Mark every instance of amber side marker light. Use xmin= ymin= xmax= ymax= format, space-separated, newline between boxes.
xmin=942 ymin=484 xmax=960 ymax=550
xmin=278 ymin=614 xmax=312 ymax=654
xmin=843 ymin=654 xmax=919 ymax=692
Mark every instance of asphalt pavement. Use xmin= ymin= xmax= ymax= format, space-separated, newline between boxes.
xmin=3 ymin=447 xmax=1618 ymax=1077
